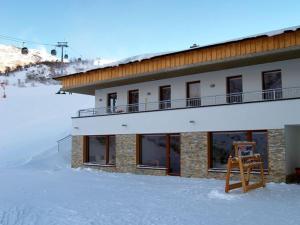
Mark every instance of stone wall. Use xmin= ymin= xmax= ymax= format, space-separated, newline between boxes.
xmin=181 ymin=132 xmax=208 ymax=178
xmin=267 ymin=129 xmax=286 ymax=182
xmin=72 ymin=135 xmax=84 ymax=168
xmin=116 ymin=134 xmax=137 ymax=173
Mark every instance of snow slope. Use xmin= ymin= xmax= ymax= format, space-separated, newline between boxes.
xmin=0 ymin=72 xmax=93 ymax=168
xmin=0 ymin=44 xmax=57 ymax=72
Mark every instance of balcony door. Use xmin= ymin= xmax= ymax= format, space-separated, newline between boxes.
xmin=187 ymin=81 xmax=201 ymax=107
xmin=227 ymin=76 xmax=243 ymax=103
xmin=262 ymin=70 xmax=282 ymax=100
xmin=128 ymin=90 xmax=139 ymax=112
xmin=107 ymin=93 xmax=117 ymax=113
xmin=159 ymin=85 xmax=171 ymax=109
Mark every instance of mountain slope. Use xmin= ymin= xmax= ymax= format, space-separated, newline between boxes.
xmin=0 ymin=44 xmax=57 ymax=72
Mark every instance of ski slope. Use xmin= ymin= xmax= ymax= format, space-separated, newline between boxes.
xmin=0 ymin=76 xmax=93 ymax=168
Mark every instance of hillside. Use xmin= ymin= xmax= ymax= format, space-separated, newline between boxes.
xmin=0 ymin=44 xmax=57 ymax=73
xmin=0 ymin=65 xmax=94 ymax=168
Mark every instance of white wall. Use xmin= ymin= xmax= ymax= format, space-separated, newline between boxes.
xmin=285 ymin=125 xmax=300 ymax=175
xmin=73 ymin=99 xmax=300 ymax=135
xmin=94 ymin=58 xmax=300 ymax=108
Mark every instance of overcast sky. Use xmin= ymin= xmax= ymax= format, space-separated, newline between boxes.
xmin=1 ymin=0 xmax=300 ymax=61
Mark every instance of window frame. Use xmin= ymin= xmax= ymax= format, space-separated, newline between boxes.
xmin=84 ymin=135 xmax=116 ymax=166
xmin=208 ymin=130 xmax=268 ymax=171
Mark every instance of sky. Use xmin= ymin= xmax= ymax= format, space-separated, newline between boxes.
xmin=0 ymin=0 xmax=300 ymax=61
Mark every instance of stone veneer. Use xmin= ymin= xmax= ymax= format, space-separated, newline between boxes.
xmin=71 ymin=129 xmax=287 ymax=183
xmin=72 ymin=136 xmax=84 ymax=168
xmin=180 ymin=132 xmax=208 ymax=178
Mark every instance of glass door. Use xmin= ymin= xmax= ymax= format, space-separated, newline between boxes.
xmin=128 ymin=90 xmax=139 ymax=112
xmin=227 ymin=76 xmax=243 ymax=103
xmin=107 ymin=93 xmax=117 ymax=113
xmin=262 ymin=70 xmax=282 ymax=100
xmin=187 ymin=81 xmax=201 ymax=107
xmin=159 ymin=85 xmax=171 ymax=109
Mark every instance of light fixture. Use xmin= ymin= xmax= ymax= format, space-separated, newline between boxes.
xmin=210 ymin=84 xmax=215 ymax=88
xmin=189 ymin=120 xmax=195 ymax=124
xmin=121 ymin=124 xmax=127 ymax=127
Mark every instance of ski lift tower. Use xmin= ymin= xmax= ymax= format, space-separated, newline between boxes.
xmin=56 ymin=42 xmax=68 ymax=63
xmin=56 ymin=42 xmax=68 ymax=74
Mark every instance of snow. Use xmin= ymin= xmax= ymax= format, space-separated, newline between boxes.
xmin=0 ymin=71 xmax=93 ymax=168
xmin=0 ymin=167 xmax=299 ymax=225
xmin=0 ymin=60 xmax=300 ymax=225
xmin=0 ymin=44 xmax=57 ymax=72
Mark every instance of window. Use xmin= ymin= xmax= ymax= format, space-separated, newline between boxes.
xmin=107 ymin=93 xmax=117 ymax=113
xmin=138 ymin=134 xmax=181 ymax=175
xmin=128 ymin=90 xmax=139 ymax=112
xmin=209 ymin=131 xmax=268 ymax=169
xmin=187 ymin=81 xmax=201 ymax=107
xmin=227 ymin=76 xmax=243 ymax=103
xmin=140 ymin=135 xmax=167 ymax=167
xmin=85 ymin=135 xmax=116 ymax=165
xmin=262 ymin=70 xmax=282 ymax=100
xmin=159 ymin=85 xmax=171 ymax=109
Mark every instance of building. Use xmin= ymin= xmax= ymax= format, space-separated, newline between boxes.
xmin=54 ymin=26 xmax=300 ymax=182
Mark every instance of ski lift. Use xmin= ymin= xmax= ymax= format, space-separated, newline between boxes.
xmin=51 ymin=49 xmax=57 ymax=56
xmin=21 ymin=47 xmax=29 ymax=55
xmin=21 ymin=42 xmax=29 ymax=55
xmin=64 ymin=54 xmax=68 ymax=59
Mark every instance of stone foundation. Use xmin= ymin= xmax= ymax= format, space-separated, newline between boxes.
xmin=71 ymin=129 xmax=287 ymax=183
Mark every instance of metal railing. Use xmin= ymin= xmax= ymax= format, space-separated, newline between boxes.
xmin=77 ymin=87 xmax=300 ymax=117
xmin=57 ymin=135 xmax=72 ymax=152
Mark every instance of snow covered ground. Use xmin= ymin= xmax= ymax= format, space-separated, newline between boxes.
xmin=0 ymin=66 xmax=300 ymax=225
xmin=0 ymin=167 xmax=299 ymax=225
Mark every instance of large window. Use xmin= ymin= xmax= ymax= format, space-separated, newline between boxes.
xmin=209 ymin=131 xmax=268 ymax=170
xmin=138 ymin=134 xmax=181 ymax=175
xmin=262 ymin=70 xmax=282 ymax=100
xmin=85 ymin=135 xmax=116 ymax=165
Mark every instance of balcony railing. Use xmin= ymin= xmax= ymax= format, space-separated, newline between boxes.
xmin=77 ymin=87 xmax=300 ymax=117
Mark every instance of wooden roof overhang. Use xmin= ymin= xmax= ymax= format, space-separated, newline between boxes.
xmin=54 ymin=28 xmax=300 ymax=95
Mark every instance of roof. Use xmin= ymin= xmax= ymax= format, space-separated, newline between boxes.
xmin=55 ymin=25 xmax=300 ymax=79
